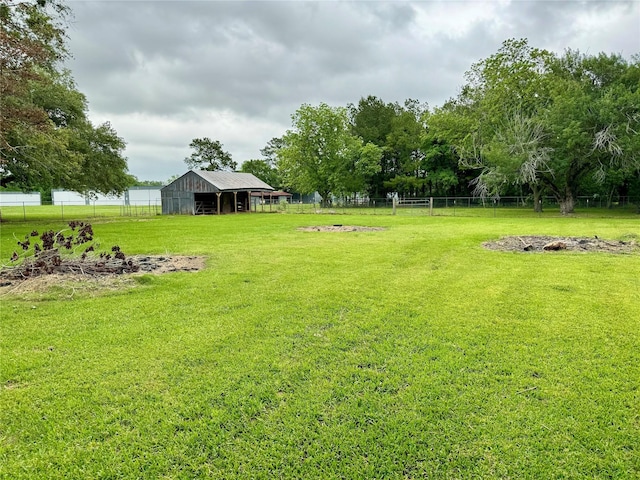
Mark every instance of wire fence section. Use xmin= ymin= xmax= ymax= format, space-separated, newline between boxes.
xmin=279 ymin=195 xmax=638 ymax=217
xmin=0 ymin=200 xmax=161 ymax=221
xmin=0 ymin=195 xmax=637 ymax=221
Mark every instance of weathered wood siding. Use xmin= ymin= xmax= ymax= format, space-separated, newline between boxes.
xmin=163 ymin=171 xmax=220 ymax=194
xmin=161 ymin=190 xmax=195 ymax=215
xmin=162 ymin=171 xmax=220 ymax=214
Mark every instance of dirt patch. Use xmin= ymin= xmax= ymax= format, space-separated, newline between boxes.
xmin=132 ymin=255 xmax=207 ymax=274
xmin=0 ymin=255 xmax=207 ymax=294
xmin=483 ymin=236 xmax=637 ymax=253
xmin=298 ymin=225 xmax=386 ymax=232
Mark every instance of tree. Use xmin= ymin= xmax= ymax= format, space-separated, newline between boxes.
xmin=241 ymin=159 xmax=281 ymax=189
xmin=259 ymin=137 xmax=285 ymax=167
xmin=384 ymin=101 xmax=428 ymax=196
xmin=278 ymin=103 xmax=380 ymax=205
xmin=166 ymin=174 xmax=180 ymax=184
xmin=420 ymin=129 xmax=463 ymax=197
xmin=428 ymin=39 xmax=640 ymax=214
xmin=349 ymin=96 xmax=397 ymax=197
xmin=68 ymin=121 xmax=133 ymax=195
xmin=240 ymin=136 xmax=285 ymax=188
xmin=2 ymin=0 xmax=67 ymax=188
xmin=540 ymin=50 xmax=640 ymax=213
xmin=1 ymin=0 xmax=69 ymax=143
xmin=431 ymin=39 xmax=556 ymax=210
xmin=349 ymin=96 xmax=432 ymax=198
xmin=335 ymin=141 xmax=382 ymax=199
xmin=1 ymin=0 xmax=132 ymax=195
xmin=184 ymin=137 xmax=237 ymax=171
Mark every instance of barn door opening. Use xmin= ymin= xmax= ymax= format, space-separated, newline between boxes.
xmin=194 ymin=193 xmax=217 ymax=215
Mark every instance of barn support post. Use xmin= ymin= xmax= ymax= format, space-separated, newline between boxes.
xmin=261 ymin=192 xmax=264 ymax=212
xmin=216 ymin=192 xmax=221 ymax=215
xmin=233 ymin=192 xmax=238 ymax=213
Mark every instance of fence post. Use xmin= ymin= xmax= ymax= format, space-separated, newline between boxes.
xmin=429 ymin=197 xmax=433 ymax=216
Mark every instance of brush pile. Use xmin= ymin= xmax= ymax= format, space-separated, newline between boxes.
xmin=1 ymin=221 xmax=139 ymax=283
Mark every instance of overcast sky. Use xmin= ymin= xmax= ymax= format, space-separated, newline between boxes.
xmin=64 ymin=0 xmax=640 ymax=182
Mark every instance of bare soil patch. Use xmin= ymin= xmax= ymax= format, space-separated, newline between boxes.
xmin=132 ymin=255 xmax=207 ymax=274
xmin=298 ymin=225 xmax=386 ymax=232
xmin=483 ymin=236 xmax=637 ymax=253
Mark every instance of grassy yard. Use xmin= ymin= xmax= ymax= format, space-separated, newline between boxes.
xmin=1 ymin=213 xmax=639 ymax=478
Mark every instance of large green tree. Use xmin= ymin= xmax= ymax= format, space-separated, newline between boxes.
xmin=349 ymin=96 xmax=396 ymax=197
xmin=540 ymin=50 xmax=640 ymax=212
xmin=429 ymin=39 xmax=640 ymax=214
xmin=350 ymin=96 xmax=434 ymax=198
xmin=1 ymin=0 xmax=132 ymax=194
xmin=184 ymin=137 xmax=237 ymax=171
xmin=383 ymin=100 xmax=428 ymax=196
xmin=240 ymin=159 xmax=281 ymax=189
xmin=278 ymin=103 xmax=381 ymax=205
xmin=420 ymin=129 xmax=463 ymax=197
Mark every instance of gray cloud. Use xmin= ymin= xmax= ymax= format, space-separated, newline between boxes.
xmin=64 ymin=0 xmax=639 ymax=181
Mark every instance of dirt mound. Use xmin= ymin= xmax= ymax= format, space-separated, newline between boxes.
xmin=298 ymin=225 xmax=386 ymax=232
xmin=483 ymin=236 xmax=637 ymax=253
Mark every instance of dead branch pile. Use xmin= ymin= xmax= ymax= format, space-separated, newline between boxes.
xmin=0 ymin=251 xmax=139 ymax=281
xmin=1 ymin=221 xmax=139 ymax=283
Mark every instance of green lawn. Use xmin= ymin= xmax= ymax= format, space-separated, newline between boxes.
xmin=1 ymin=213 xmax=639 ymax=478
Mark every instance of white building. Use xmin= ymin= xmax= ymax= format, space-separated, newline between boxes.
xmin=0 ymin=191 xmax=41 ymax=206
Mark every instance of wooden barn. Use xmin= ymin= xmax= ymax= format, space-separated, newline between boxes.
xmin=161 ymin=170 xmax=274 ymax=215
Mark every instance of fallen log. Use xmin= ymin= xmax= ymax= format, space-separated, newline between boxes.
xmin=543 ymin=241 xmax=567 ymax=251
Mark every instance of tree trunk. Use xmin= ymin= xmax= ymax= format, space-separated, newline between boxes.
xmin=606 ymin=187 xmax=615 ymax=209
xmin=532 ymin=185 xmax=543 ymax=213
xmin=319 ymin=190 xmax=331 ymax=208
xmin=558 ymin=189 xmax=575 ymax=215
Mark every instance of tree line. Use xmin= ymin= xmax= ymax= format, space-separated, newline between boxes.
xmin=235 ymin=39 xmax=640 ymax=213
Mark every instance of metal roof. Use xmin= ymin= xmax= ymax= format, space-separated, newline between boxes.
xmin=193 ymin=170 xmax=274 ymax=191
